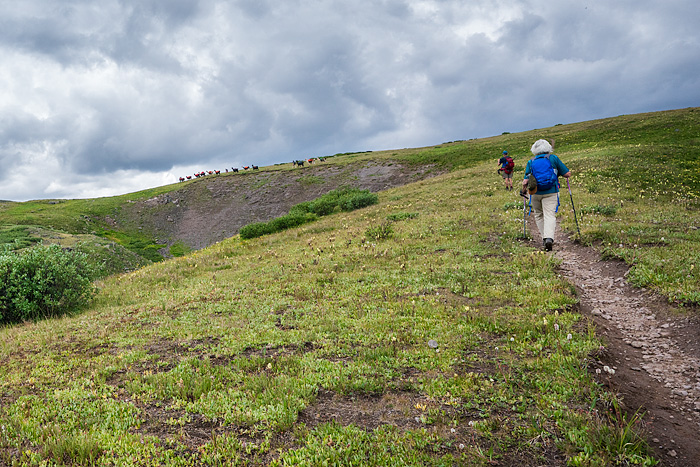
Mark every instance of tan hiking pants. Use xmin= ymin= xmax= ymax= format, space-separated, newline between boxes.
xmin=530 ymin=192 xmax=559 ymax=240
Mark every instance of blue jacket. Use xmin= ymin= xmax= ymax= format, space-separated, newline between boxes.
xmin=523 ymin=154 xmax=569 ymax=195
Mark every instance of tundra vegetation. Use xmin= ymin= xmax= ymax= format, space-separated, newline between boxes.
xmin=0 ymin=107 xmax=699 ymax=465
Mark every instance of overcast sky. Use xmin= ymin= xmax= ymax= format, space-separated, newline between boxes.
xmin=1 ymin=0 xmax=698 ymax=201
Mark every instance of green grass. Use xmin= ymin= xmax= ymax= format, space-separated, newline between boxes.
xmin=5 ymin=107 xmax=700 ymax=465
xmin=169 ymin=241 xmax=193 ymax=258
xmin=0 ymin=226 xmax=41 ymax=250
xmin=97 ymin=229 xmax=166 ymax=263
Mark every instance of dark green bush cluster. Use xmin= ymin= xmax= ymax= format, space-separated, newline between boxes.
xmin=240 ymin=188 xmax=378 ymax=240
xmin=0 ymin=244 xmax=99 ymax=325
xmin=239 ymin=212 xmax=318 ymax=240
xmin=290 ymin=188 xmax=379 ymax=216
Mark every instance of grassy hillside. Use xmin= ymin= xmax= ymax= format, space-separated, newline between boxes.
xmin=2 ymin=107 xmax=698 ymax=271
xmin=1 ymin=107 xmax=699 ymax=465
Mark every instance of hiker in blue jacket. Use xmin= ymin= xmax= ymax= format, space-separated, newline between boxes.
xmin=520 ymin=139 xmax=571 ymax=251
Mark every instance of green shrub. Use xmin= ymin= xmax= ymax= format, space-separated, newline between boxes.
xmin=0 ymin=244 xmax=99 ymax=324
xmin=240 ymin=213 xmax=319 ymax=240
xmin=97 ymin=229 xmax=166 ymax=263
xmin=239 ymin=221 xmax=277 ymax=240
xmin=307 ymin=197 xmax=338 ymax=216
xmin=290 ymin=188 xmax=378 ymax=216
xmin=241 ymin=188 xmax=377 ymax=240
xmin=340 ymin=191 xmax=378 ymax=211
xmin=271 ymin=212 xmax=318 ymax=231
xmin=289 ymin=201 xmax=313 ymax=215
xmin=73 ymin=241 xmax=151 ymax=276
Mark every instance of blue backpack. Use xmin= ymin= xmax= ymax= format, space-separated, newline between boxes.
xmin=530 ymin=154 xmax=558 ymax=191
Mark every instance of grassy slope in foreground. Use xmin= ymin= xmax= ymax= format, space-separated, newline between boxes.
xmin=0 ymin=147 xmax=676 ymax=464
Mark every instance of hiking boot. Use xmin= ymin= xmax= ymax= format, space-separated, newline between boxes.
xmin=544 ymin=238 xmax=553 ymax=251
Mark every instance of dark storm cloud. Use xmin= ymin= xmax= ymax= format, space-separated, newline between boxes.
xmin=0 ymin=0 xmax=698 ymax=200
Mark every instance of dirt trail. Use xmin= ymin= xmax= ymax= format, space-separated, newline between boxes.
xmin=545 ymin=224 xmax=700 ymax=465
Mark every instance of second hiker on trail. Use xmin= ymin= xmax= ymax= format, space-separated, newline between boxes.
xmin=521 ymin=139 xmax=571 ymax=251
xmin=498 ymin=151 xmax=515 ymax=191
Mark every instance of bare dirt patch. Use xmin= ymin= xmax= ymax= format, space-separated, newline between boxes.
xmin=298 ymin=390 xmax=425 ymax=431
xmin=296 ymin=389 xmax=568 ymax=466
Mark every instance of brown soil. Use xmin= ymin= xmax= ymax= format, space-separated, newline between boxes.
xmin=544 ymin=219 xmax=700 ymax=466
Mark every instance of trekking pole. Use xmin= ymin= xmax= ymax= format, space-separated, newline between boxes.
xmin=566 ymin=178 xmax=581 ymax=237
xmin=523 ymin=196 xmax=527 ymax=238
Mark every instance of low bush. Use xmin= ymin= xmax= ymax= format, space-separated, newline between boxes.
xmin=0 ymin=244 xmax=99 ymax=324
xmin=98 ymin=229 xmax=166 ymax=262
xmin=169 ymin=241 xmax=192 ymax=258
xmin=239 ymin=221 xmax=276 ymax=240
xmin=241 ymin=188 xmax=377 ymax=239
xmin=240 ymin=212 xmax=319 ymax=240
xmin=339 ymin=191 xmax=378 ymax=211
xmin=271 ymin=212 xmax=318 ymax=231
xmin=290 ymin=188 xmax=378 ymax=217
